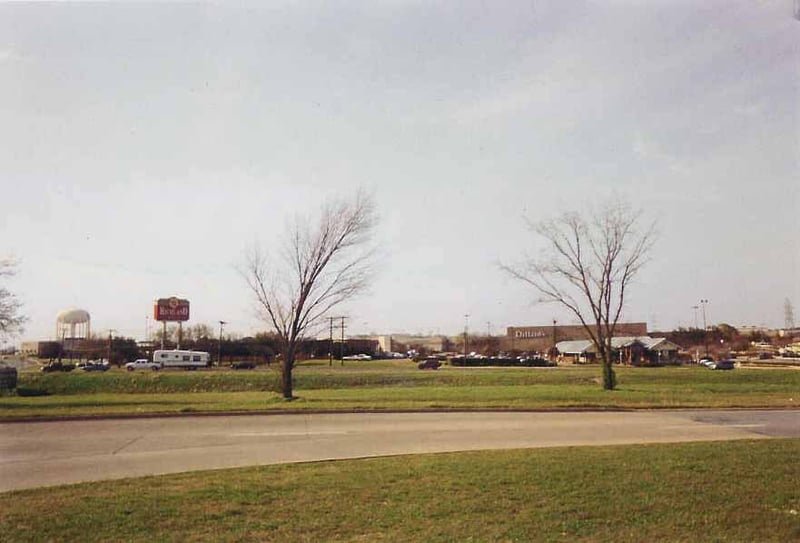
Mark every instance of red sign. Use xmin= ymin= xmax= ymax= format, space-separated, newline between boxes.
xmin=154 ymin=297 xmax=190 ymax=322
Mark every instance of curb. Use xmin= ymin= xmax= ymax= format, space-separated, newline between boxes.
xmin=2 ymin=405 xmax=798 ymax=424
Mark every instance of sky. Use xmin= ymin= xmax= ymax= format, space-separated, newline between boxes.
xmin=1 ymin=1 xmax=798 ymax=343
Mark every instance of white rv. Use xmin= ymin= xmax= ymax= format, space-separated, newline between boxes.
xmin=153 ymin=349 xmax=210 ymax=370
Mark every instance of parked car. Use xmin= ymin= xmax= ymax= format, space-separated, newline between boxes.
xmin=40 ymin=361 xmax=75 ymax=372
xmin=385 ymin=352 xmax=407 ymax=359
xmin=230 ymin=360 xmax=256 ymax=370
xmin=342 ymin=354 xmax=372 ymax=361
xmin=125 ymin=359 xmax=161 ymax=371
xmin=418 ymin=358 xmax=441 ymax=370
xmin=83 ymin=362 xmax=109 ymax=372
xmin=707 ymin=359 xmax=735 ymax=370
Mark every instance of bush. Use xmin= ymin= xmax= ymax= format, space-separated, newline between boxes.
xmin=0 ymin=366 xmax=17 ymax=390
xmin=16 ymin=387 xmax=50 ymax=397
xmin=450 ymin=357 xmax=555 ymax=368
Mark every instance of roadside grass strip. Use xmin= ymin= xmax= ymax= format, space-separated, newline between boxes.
xmin=0 ymin=439 xmax=797 ymax=542
xmin=2 ymin=365 xmax=798 ymax=419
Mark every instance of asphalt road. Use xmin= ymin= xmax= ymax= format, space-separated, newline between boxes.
xmin=1 ymin=409 xmax=797 ymax=492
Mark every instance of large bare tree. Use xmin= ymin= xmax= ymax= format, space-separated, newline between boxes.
xmin=243 ymin=192 xmax=376 ymax=399
xmin=502 ymin=201 xmax=656 ymax=390
xmin=0 ymin=258 xmax=27 ymax=341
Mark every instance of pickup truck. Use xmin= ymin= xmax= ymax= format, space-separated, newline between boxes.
xmin=125 ymin=359 xmax=161 ymax=371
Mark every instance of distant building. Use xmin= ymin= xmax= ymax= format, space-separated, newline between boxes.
xmin=555 ymin=336 xmax=681 ymax=365
xmin=506 ymin=322 xmax=648 ymax=352
xmin=378 ymin=334 xmax=449 ymax=354
xmin=20 ymin=341 xmax=61 ymax=359
xmin=344 ymin=334 xmax=449 ymax=355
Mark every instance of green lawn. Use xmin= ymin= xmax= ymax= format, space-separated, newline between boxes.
xmin=2 ymin=364 xmax=798 ymax=420
xmin=1 ymin=439 xmax=797 ymax=542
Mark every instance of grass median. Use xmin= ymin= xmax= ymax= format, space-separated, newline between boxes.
xmin=1 ymin=438 xmax=797 ymax=542
xmin=1 ymin=364 xmax=798 ymax=420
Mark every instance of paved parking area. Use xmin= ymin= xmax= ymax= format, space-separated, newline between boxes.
xmin=1 ymin=409 xmax=796 ymax=492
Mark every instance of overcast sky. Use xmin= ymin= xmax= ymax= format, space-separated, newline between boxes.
xmin=1 ymin=1 xmax=797 ymax=343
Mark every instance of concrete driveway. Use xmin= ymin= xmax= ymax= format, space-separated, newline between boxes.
xmin=1 ymin=409 xmax=797 ymax=492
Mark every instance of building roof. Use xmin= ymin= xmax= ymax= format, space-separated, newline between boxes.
xmin=555 ymin=340 xmax=595 ymax=354
xmin=556 ymin=336 xmax=681 ymax=354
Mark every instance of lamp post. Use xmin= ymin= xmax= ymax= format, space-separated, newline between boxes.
xmin=692 ymin=306 xmax=699 ymax=330
xmin=218 ymin=321 xmax=226 ymax=367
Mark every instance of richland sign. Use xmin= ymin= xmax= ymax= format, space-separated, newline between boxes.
xmin=154 ymin=297 xmax=190 ymax=322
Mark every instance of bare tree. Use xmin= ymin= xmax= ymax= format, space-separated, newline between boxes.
xmin=501 ymin=200 xmax=656 ymax=390
xmin=0 ymin=258 xmax=27 ymax=341
xmin=243 ymin=192 xmax=377 ymax=399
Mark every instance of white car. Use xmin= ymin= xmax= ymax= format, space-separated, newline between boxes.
xmin=125 ymin=359 xmax=161 ymax=371
xmin=342 ymin=354 xmax=372 ymax=361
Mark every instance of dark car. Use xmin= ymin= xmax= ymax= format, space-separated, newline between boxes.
xmin=40 ymin=361 xmax=75 ymax=373
xmin=417 ymin=358 xmax=441 ymax=370
xmin=83 ymin=362 xmax=110 ymax=372
xmin=231 ymin=361 xmax=256 ymax=370
xmin=710 ymin=359 xmax=735 ymax=370
xmin=703 ymin=359 xmax=734 ymax=370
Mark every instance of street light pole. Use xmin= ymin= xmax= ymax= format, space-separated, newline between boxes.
xmin=218 ymin=321 xmax=226 ymax=367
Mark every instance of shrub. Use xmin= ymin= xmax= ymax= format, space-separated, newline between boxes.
xmin=450 ymin=357 xmax=555 ymax=368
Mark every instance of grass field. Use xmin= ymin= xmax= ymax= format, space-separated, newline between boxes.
xmin=1 ymin=363 xmax=798 ymax=420
xmin=0 ymin=438 xmax=797 ymax=542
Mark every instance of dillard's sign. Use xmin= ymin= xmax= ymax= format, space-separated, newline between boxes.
xmin=154 ymin=297 xmax=190 ymax=322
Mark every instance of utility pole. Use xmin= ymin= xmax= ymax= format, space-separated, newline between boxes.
xmin=218 ymin=321 xmax=226 ymax=367
xmin=552 ymin=319 xmax=558 ymax=356
xmin=329 ymin=316 xmax=334 ymax=367
xmin=340 ymin=316 xmax=347 ymax=366
xmin=700 ymin=299 xmax=709 ymax=356
xmin=107 ymin=329 xmax=116 ymax=366
xmin=58 ymin=327 xmax=65 ymax=364
xmin=464 ymin=314 xmax=470 ymax=358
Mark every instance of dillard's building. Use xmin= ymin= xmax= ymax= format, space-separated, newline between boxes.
xmin=506 ymin=322 xmax=648 ymax=353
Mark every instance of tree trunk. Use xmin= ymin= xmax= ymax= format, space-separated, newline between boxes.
xmin=602 ymin=356 xmax=616 ymax=390
xmin=281 ymin=364 xmax=293 ymax=399
xmin=281 ymin=346 xmax=294 ymax=399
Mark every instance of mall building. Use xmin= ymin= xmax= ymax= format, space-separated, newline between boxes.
xmin=505 ymin=322 xmax=648 ymax=353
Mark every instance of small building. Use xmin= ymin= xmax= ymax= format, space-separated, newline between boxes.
xmin=555 ymin=336 xmax=682 ymax=365
xmin=20 ymin=341 xmax=61 ymax=359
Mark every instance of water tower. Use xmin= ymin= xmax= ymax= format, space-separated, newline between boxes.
xmin=56 ymin=308 xmax=91 ymax=340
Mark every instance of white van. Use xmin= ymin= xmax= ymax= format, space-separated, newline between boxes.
xmin=153 ymin=349 xmax=210 ymax=370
